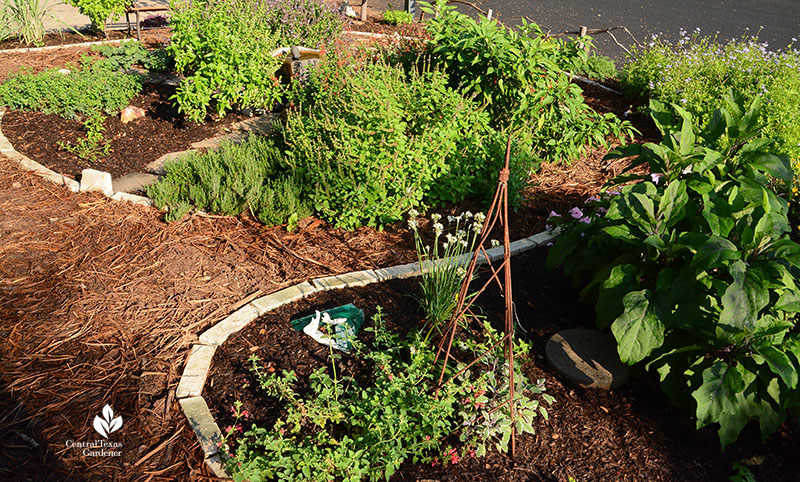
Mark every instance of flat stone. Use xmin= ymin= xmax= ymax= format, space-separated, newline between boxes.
xmin=198 ymin=304 xmax=260 ymax=346
xmin=545 ymin=329 xmax=631 ymax=390
xmin=249 ymin=281 xmax=316 ymax=315
xmin=205 ymin=454 xmax=229 ymax=478
xmin=312 ymin=270 xmax=379 ymax=291
xmin=178 ymin=397 xmax=222 ymax=456
xmin=176 ymin=344 xmax=217 ymax=398
xmin=79 ymin=169 xmax=113 ymax=197
xmin=111 ymin=191 xmax=153 ymax=206
xmin=374 ymin=262 xmax=421 ymax=281
xmin=527 ymin=229 xmax=560 ymax=247
xmin=146 ymin=150 xmax=196 ymax=175
xmin=112 ymin=172 xmax=160 ymax=193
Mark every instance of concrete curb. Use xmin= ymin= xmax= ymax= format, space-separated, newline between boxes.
xmin=0 ymin=38 xmax=136 ymax=55
xmin=175 ymin=227 xmax=559 ymax=477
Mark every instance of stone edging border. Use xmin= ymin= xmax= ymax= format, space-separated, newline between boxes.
xmin=0 ymin=107 xmax=154 ymax=206
xmin=0 ymin=37 xmax=136 ymax=55
xmin=176 ymin=229 xmax=559 ymax=477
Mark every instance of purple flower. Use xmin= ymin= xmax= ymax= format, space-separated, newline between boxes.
xmin=547 ymin=210 xmax=561 ymax=219
xmin=607 ymin=190 xmax=620 ymax=196
xmin=546 ymin=242 xmax=554 ymax=247
xmin=569 ymin=207 xmax=583 ymax=219
xmin=585 ymin=196 xmax=600 ymax=204
xmin=578 ymin=216 xmax=591 ymax=224
xmin=597 ymin=207 xmax=608 ymax=215
xmin=650 ymin=173 xmax=662 ymax=185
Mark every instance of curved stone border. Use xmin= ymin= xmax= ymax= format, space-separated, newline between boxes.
xmin=0 ymin=38 xmax=135 ymax=55
xmin=176 ymin=229 xmax=559 ymax=477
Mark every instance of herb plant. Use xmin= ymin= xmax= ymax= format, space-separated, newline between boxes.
xmin=222 ymin=309 xmax=552 ymax=481
xmin=266 ymin=0 xmax=345 ymax=48
xmin=0 ymin=59 xmax=143 ymax=119
xmin=280 ymin=47 xmax=522 ymax=229
xmin=547 ymin=92 xmax=800 ymax=447
xmin=92 ymin=42 xmax=173 ymax=72
xmin=383 ymin=9 xmax=413 ymax=26
xmin=147 ymin=136 xmax=313 ymax=225
xmin=408 ymin=210 xmax=486 ymax=340
xmin=168 ymin=0 xmax=284 ymax=123
xmin=58 ymin=110 xmax=110 ymax=162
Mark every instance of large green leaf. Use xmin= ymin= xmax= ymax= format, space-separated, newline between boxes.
xmin=611 ymin=290 xmax=665 ymax=364
xmin=692 ymin=236 xmax=740 ymax=272
xmin=657 ymin=179 xmax=688 ymax=228
xmin=757 ymin=345 xmax=798 ymax=389
xmin=692 ymin=361 xmax=742 ymax=426
xmin=720 ymin=260 xmax=769 ymax=331
xmin=596 ymin=264 xmax=639 ymax=329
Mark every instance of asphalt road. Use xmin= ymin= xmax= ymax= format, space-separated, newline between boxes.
xmin=374 ymin=0 xmax=800 ymax=63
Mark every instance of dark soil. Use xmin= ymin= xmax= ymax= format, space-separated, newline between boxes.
xmin=1 ymin=83 xmax=245 ymax=179
xmin=206 ymin=248 xmax=800 ymax=482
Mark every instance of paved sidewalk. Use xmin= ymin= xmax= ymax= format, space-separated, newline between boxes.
xmin=43 ymin=0 xmax=170 ymax=32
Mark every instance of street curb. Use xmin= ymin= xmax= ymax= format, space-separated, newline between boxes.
xmin=0 ymin=38 xmax=136 ymax=55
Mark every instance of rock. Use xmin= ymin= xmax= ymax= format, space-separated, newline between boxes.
xmin=240 ymin=107 xmax=254 ymax=117
xmin=57 ymin=68 xmax=71 ymax=75
xmin=120 ymin=106 xmax=146 ymax=124
xmin=11 ymin=181 xmax=21 ymax=188
xmin=146 ymin=150 xmax=197 ymax=175
xmin=339 ymin=1 xmax=357 ymax=17
xmin=79 ymin=169 xmax=113 ymax=197
xmin=545 ymin=328 xmax=631 ymax=390
xmin=112 ymin=172 xmax=160 ymax=193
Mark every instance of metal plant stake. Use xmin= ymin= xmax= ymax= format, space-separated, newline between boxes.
xmin=433 ymin=135 xmax=518 ymax=456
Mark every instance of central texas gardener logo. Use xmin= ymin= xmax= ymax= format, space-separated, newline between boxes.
xmin=93 ymin=404 xmax=123 ymax=438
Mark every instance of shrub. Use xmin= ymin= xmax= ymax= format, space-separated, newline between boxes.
xmin=621 ymin=32 xmax=800 ymax=162
xmin=64 ymin=0 xmax=128 ymax=33
xmin=266 ymin=0 xmax=345 ymax=48
xmin=168 ymin=0 xmax=284 ymax=123
xmin=146 ymin=136 xmax=313 ymax=225
xmin=547 ymin=93 xmax=800 ymax=447
xmin=575 ymin=54 xmax=618 ymax=80
xmin=422 ymin=0 xmax=633 ymax=165
xmin=221 ymin=309 xmax=552 ymax=481
xmin=280 ymin=50 xmax=523 ymax=229
xmin=383 ymin=9 xmax=413 ymax=25
xmin=0 ymin=59 xmax=143 ymax=119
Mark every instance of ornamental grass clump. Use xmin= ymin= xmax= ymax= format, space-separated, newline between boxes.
xmin=407 ymin=209 xmax=487 ymax=340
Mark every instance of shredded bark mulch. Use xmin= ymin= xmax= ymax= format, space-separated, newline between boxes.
xmin=206 ymin=249 xmax=800 ymax=482
xmin=1 ymin=83 xmax=245 ymax=179
xmin=0 ymin=27 xmax=171 ymax=52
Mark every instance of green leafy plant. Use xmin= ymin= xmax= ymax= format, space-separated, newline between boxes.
xmin=383 ymin=9 xmax=413 ymax=26
xmin=92 ymin=42 xmax=173 ymax=72
xmin=147 ymin=136 xmax=313 ymax=225
xmin=222 ymin=309 xmax=552 ymax=481
xmin=58 ymin=110 xmax=110 ymax=162
xmin=168 ymin=0 xmax=284 ymax=123
xmin=408 ymin=209 xmax=486 ymax=340
xmin=64 ymin=0 xmax=128 ymax=33
xmin=280 ymin=47 xmax=522 ymax=229
xmin=547 ymin=92 xmax=800 ymax=447
xmin=575 ymin=54 xmax=618 ymax=81
xmin=621 ymin=32 xmax=800 ymax=164
xmin=422 ymin=0 xmax=633 ymax=165
xmin=266 ymin=0 xmax=345 ymax=48
xmin=0 ymin=59 xmax=143 ymax=119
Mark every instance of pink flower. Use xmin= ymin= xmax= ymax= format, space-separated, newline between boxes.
xmin=578 ymin=216 xmax=591 ymax=224
xmin=431 ymin=458 xmax=440 ymax=467
xmin=547 ymin=210 xmax=561 ymax=219
xmin=585 ymin=196 xmax=600 ymax=204
xmin=569 ymin=207 xmax=583 ymax=219
xmin=388 ymin=374 xmax=394 ymax=381
xmin=240 ymin=410 xmax=250 ymax=419
xmin=608 ymin=190 xmax=620 ymax=196
xmin=469 ymin=448 xmax=476 ymax=458
xmin=650 ymin=173 xmax=662 ymax=185
xmin=425 ymin=435 xmax=431 ymax=440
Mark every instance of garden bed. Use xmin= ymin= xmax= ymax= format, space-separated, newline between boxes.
xmin=1 ymin=83 xmax=245 ymax=179
xmin=204 ymin=248 xmax=800 ymax=482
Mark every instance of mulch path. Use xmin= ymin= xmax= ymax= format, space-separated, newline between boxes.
xmin=206 ymin=249 xmax=800 ymax=482
xmin=1 ymin=83 xmax=245 ymax=179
